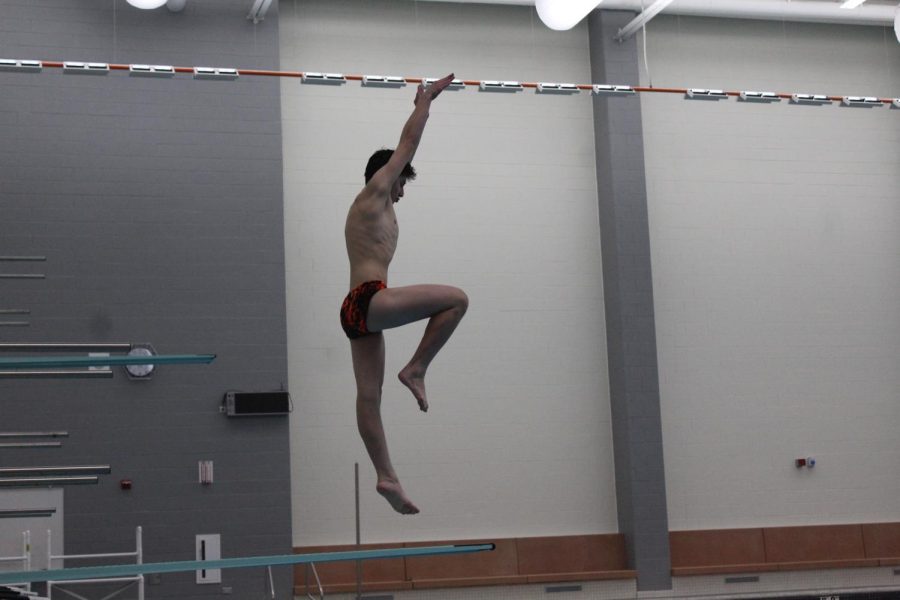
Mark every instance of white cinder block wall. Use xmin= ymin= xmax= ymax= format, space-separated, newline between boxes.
xmin=281 ymin=0 xmax=616 ymax=545
xmin=640 ymin=17 xmax=900 ymax=531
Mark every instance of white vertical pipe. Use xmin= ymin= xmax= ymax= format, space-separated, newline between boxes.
xmin=47 ymin=529 xmax=54 ymax=600
xmin=137 ymin=526 xmax=145 ymax=600
xmin=24 ymin=531 xmax=31 ymax=592
xmin=355 ymin=462 xmax=361 ymax=600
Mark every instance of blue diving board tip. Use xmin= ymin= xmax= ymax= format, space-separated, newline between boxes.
xmin=0 ymin=543 xmax=495 ymax=585
xmin=0 ymin=354 xmax=216 ymax=370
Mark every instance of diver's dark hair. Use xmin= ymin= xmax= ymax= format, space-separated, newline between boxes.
xmin=365 ymin=148 xmax=416 ymax=183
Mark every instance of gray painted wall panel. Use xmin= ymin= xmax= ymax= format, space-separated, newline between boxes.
xmin=0 ymin=1 xmax=291 ymax=598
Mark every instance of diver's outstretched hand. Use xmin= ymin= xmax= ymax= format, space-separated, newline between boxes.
xmin=415 ymin=73 xmax=455 ymax=105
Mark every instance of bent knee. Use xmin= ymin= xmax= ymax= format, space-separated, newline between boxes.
xmin=453 ymin=288 xmax=469 ymax=314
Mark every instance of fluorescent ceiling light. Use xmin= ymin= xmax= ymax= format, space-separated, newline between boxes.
xmin=686 ymin=88 xmax=728 ymax=100
xmin=536 ymin=0 xmax=603 ymax=30
xmin=126 ymin=0 xmax=167 ymax=8
xmin=479 ymin=80 xmax=523 ymax=92
xmin=839 ymin=0 xmax=867 ymax=8
xmin=593 ymin=84 xmax=636 ymax=96
xmin=536 ymin=82 xmax=580 ymax=94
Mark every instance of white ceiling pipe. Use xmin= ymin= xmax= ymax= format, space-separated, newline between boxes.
xmin=598 ymin=0 xmax=895 ymax=26
xmin=415 ymin=0 xmax=896 ymax=27
xmin=895 ymin=4 xmax=900 ymax=41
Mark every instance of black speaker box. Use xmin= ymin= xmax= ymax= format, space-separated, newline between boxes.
xmin=224 ymin=391 xmax=290 ymax=416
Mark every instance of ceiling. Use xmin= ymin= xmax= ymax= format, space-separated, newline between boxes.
xmin=413 ymin=0 xmax=899 ymax=29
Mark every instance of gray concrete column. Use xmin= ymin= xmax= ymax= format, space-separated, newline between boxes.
xmin=588 ymin=9 xmax=672 ymax=592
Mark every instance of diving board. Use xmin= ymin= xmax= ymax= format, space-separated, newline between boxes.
xmin=0 ymin=354 xmax=216 ymax=369
xmin=0 ymin=544 xmax=495 ymax=585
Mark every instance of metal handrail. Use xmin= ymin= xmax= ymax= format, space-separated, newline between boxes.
xmin=305 ymin=563 xmax=324 ymax=600
xmin=0 ymin=371 xmax=113 ymax=379
xmin=0 ymin=432 xmax=69 ymax=438
xmin=0 ymin=466 xmax=111 ymax=478
xmin=0 ymin=343 xmax=131 ymax=352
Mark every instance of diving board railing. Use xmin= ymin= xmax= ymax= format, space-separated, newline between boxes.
xmin=0 ymin=531 xmax=31 ymax=593
xmin=0 ymin=254 xmax=45 ymax=279
xmin=0 ymin=344 xmax=132 ymax=353
xmin=0 ymin=344 xmax=215 ymax=379
xmin=0 ymin=343 xmax=126 ymax=379
xmin=46 ymin=527 xmax=143 ymax=600
xmin=0 ymin=467 xmax=110 ymax=478
xmin=0 ymin=467 xmax=110 ymax=490
xmin=0 ymin=543 xmax=495 ymax=586
xmin=0 ymin=355 xmax=216 ymax=370
xmin=0 ymin=432 xmax=69 ymax=438
xmin=0 ymin=432 xmax=68 ymax=450
xmin=0 ymin=478 xmax=98 ymax=489
xmin=0 ymin=370 xmax=113 ymax=380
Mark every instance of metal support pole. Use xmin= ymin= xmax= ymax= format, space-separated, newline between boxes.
xmin=355 ymin=462 xmax=361 ymax=600
xmin=266 ymin=565 xmax=275 ymax=599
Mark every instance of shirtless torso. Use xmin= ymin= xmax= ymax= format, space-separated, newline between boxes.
xmin=345 ymin=184 xmax=399 ymax=288
xmin=340 ymin=74 xmax=469 ymax=515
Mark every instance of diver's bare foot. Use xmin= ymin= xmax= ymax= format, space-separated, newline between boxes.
xmin=376 ymin=479 xmax=420 ymax=515
xmin=398 ymin=366 xmax=428 ymax=412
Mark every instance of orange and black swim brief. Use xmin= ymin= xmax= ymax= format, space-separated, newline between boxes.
xmin=340 ymin=280 xmax=386 ymax=339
